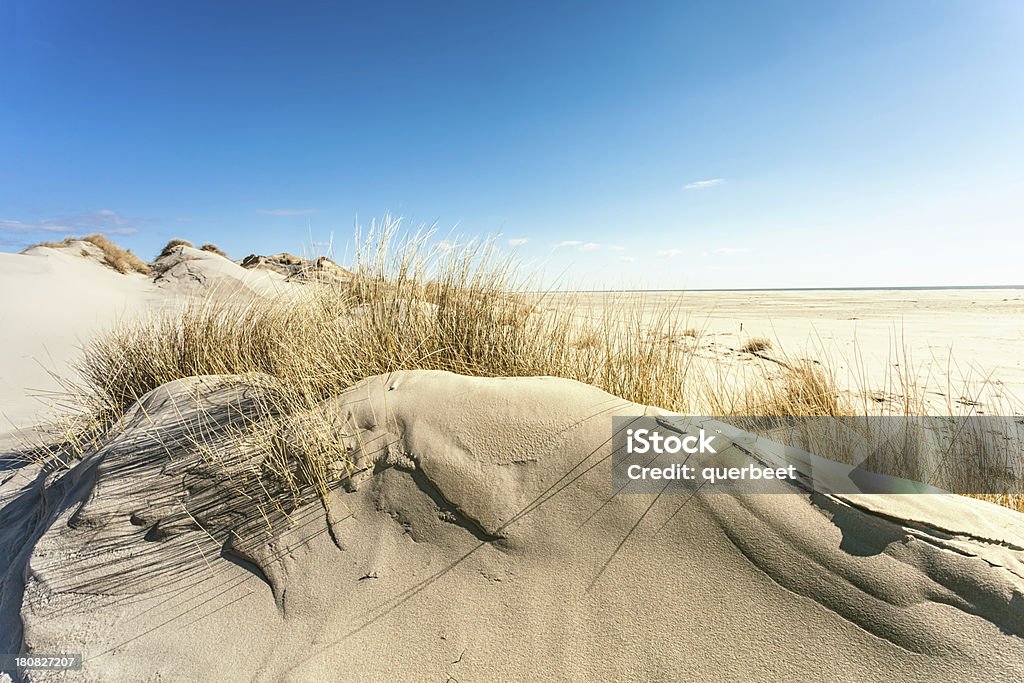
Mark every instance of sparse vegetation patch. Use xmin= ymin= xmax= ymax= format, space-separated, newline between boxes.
xmin=159 ymin=238 xmax=194 ymax=258
xmin=28 ymin=234 xmax=151 ymax=275
xmin=200 ymin=243 xmax=228 ymax=258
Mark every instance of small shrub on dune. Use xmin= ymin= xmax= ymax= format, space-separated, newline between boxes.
xmin=740 ymin=337 xmax=772 ymax=354
xmin=81 ymin=234 xmax=151 ymax=275
xmin=28 ymin=238 xmax=69 ymax=250
xmin=26 ymin=234 xmax=150 ymax=275
xmin=158 ymin=238 xmax=194 ymax=259
xmin=574 ymin=329 xmax=603 ymax=350
xmin=708 ymin=359 xmax=845 ymax=418
xmin=200 ymin=243 xmax=228 ymax=258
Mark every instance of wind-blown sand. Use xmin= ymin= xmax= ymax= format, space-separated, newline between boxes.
xmin=1 ymin=244 xmax=1023 ymax=681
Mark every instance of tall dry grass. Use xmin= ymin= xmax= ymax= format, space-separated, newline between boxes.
xmin=49 ymin=216 xmax=1024 ymax=512
xmin=200 ymin=243 xmax=229 ymax=258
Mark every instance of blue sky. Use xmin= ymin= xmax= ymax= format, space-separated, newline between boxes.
xmin=2 ymin=1 xmax=1022 ymax=288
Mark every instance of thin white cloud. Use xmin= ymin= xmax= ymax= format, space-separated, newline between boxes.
xmin=657 ymin=249 xmax=685 ymax=258
xmin=435 ymin=239 xmax=458 ymax=253
xmin=0 ymin=210 xmax=141 ymax=235
xmin=607 ymin=245 xmax=625 ymax=251
xmin=713 ymin=246 xmax=750 ymax=256
xmin=257 ymin=208 xmax=318 ymax=216
xmin=0 ymin=219 xmax=65 ymax=234
xmin=684 ymin=178 xmax=725 ymax=190
xmin=507 ymin=238 xmax=529 ymax=247
xmin=619 ymin=256 xmax=636 ymax=263
xmin=555 ymin=240 xmax=602 ymax=251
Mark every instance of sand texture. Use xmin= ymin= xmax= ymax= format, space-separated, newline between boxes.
xmin=0 ymin=372 xmax=1021 ymax=681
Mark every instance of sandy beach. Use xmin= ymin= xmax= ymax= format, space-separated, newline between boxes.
xmin=569 ymin=288 xmax=1024 ymax=413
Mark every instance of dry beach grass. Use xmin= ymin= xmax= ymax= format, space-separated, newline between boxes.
xmin=30 ymin=234 xmax=151 ymax=275
xmin=37 ymin=218 xmax=1022 ymax=513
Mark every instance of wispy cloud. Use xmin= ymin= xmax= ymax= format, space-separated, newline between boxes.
xmin=435 ymin=239 xmax=458 ymax=253
xmin=607 ymin=245 xmax=625 ymax=251
xmin=507 ymin=237 xmax=529 ymax=247
xmin=257 ymin=208 xmax=318 ymax=216
xmin=684 ymin=178 xmax=725 ymax=190
xmin=555 ymin=240 xmax=602 ymax=251
xmin=657 ymin=249 xmax=685 ymax=258
xmin=619 ymin=255 xmax=636 ymax=263
xmin=0 ymin=210 xmax=141 ymax=235
xmin=712 ymin=246 xmax=750 ymax=256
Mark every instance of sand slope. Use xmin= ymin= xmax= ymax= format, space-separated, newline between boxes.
xmin=0 ymin=244 xmax=303 ymax=439
xmin=0 ymin=247 xmax=158 ymax=434
xmin=152 ymin=245 xmax=299 ymax=298
xmin=5 ymin=371 xmax=1023 ymax=681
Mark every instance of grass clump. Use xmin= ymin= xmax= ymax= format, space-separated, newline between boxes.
xmin=29 ymin=234 xmax=150 ymax=275
xmin=159 ymin=238 xmax=194 ymax=258
xmin=200 ymin=243 xmax=228 ymax=258
xmin=740 ymin=337 xmax=773 ymax=354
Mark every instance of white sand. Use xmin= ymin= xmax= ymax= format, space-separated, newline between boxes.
xmin=0 ymin=244 xmax=299 ymax=439
xmin=0 ymin=246 xmax=158 ymax=433
xmin=4 ymin=372 xmax=1022 ymax=681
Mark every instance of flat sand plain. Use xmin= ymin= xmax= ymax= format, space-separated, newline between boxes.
xmin=567 ymin=288 xmax=1024 ymax=414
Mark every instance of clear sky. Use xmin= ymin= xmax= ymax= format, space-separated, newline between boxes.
xmin=2 ymin=1 xmax=1022 ymax=289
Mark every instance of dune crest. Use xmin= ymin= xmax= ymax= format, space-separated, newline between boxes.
xmin=152 ymin=244 xmax=299 ymax=297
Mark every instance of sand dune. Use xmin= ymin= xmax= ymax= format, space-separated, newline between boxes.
xmin=152 ymin=244 xmax=302 ymax=298
xmin=0 ymin=247 xmax=158 ymax=434
xmin=2 ymin=371 xmax=1022 ymax=681
xmin=0 ymin=243 xmax=304 ymax=437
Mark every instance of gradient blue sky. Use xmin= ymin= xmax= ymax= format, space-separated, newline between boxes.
xmin=2 ymin=1 xmax=1022 ymax=288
